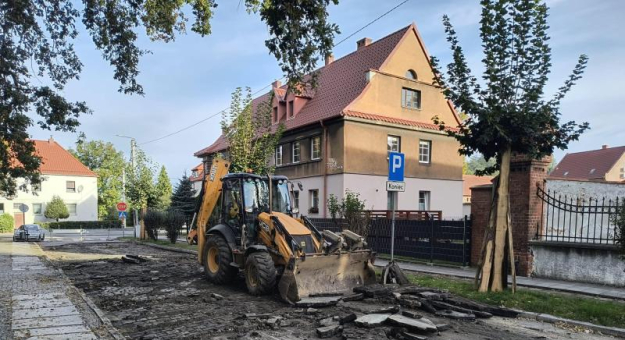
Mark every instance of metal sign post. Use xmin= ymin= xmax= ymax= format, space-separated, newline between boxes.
xmin=387 ymin=152 xmax=405 ymax=261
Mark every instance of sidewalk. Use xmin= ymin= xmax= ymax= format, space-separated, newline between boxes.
xmin=0 ymin=238 xmax=109 ymax=339
xmin=374 ymin=259 xmax=625 ymax=300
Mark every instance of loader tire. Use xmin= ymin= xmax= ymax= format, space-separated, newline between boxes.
xmin=203 ymin=235 xmax=237 ymax=284
xmin=245 ymin=252 xmax=276 ymax=296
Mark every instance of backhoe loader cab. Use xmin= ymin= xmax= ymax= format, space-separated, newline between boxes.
xmin=196 ymin=159 xmax=376 ymax=303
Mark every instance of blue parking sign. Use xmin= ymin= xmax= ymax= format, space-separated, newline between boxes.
xmin=388 ymin=152 xmax=405 ymax=182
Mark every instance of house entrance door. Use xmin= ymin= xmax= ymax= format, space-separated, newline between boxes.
xmin=14 ymin=213 xmax=24 ymax=229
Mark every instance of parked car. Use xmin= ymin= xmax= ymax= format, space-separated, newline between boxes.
xmin=13 ymin=224 xmax=45 ymax=242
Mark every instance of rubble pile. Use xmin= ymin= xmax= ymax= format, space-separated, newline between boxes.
xmin=289 ymin=284 xmax=519 ymax=339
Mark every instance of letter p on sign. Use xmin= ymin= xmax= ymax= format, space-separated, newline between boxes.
xmin=388 ymin=152 xmax=405 ymax=182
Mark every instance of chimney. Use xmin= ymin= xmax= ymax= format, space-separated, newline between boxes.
xmin=325 ymin=53 xmax=334 ymax=66
xmin=272 ymin=80 xmax=281 ymax=88
xmin=48 ymin=136 xmax=54 ymax=143
xmin=602 ymin=144 xmax=609 ymax=149
xmin=357 ymin=37 xmax=372 ymax=50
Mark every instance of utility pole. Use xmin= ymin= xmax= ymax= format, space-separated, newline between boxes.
xmin=121 ymin=167 xmax=126 ymax=228
xmin=116 ymin=135 xmax=137 ymax=236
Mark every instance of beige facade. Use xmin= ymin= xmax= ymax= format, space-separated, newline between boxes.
xmin=605 ymin=153 xmax=625 ymax=182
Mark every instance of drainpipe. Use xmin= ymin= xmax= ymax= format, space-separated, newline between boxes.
xmin=320 ymin=120 xmax=328 ymax=218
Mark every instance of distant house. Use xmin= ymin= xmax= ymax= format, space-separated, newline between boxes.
xmin=195 ymin=23 xmax=464 ymax=218
xmin=550 ymin=145 xmax=625 ymax=183
xmin=462 ymin=175 xmax=494 ymax=217
xmin=0 ymin=138 xmax=98 ymax=227
xmin=189 ymin=163 xmax=204 ymax=196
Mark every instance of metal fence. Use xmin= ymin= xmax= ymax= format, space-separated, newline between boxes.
xmin=536 ymin=186 xmax=622 ymax=244
xmin=310 ymin=216 xmax=472 ymax=266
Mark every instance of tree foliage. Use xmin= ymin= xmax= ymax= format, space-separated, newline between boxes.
xmin=155 ymin=166 xmax=173 ymax=209
xmin=614 ymin=201 xmax=625 ymax=255
xmin=464 ymin=154 xmax=498 ymax=176
xmin=1 ymin=0 xmax=339 ymax=196
xmin=164 ymin=209 xmax=185 ymax=244
xmin=142 ymin=209 xmax=164 ymax=241
xmin=126 ymin=148 xmax=157 ymax=210
xmin=431 ymin=0 xmax=589 ymax=292
xmin=70 ymin=136 xmax=125 ymax=219
xmin=327 ymin=191 xmax=370 ymax=238
xmin=221 ymin=87 xmax=284 ymax=174
xmin=45 ymin=196 xmax=69 ymax=222
xmin=0 ymin=214 xmax=15 ymax=232
xmin=170 ymin=174 xmax=196 ymax=227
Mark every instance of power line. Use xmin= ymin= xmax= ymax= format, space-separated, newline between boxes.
xmin=139 ymin=0 xmax=411 ymax=146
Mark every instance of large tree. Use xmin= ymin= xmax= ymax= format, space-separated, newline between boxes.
xmin=170 ymin=174 xmax=196 ymax=228
xmin=126 ymin=148 xmax=157 ymax=211
xmin=432 ymin=0 xmax=589 ymax=292
xmin=70 ymin=136 xmax=125 ymax=219
xmin=1 ymin=0 xmax=339 ymax=197
xmin=464 ymin=154 xmax=497 ymax=176
xmin=155 ymin=166 xmax=173 ymax=209
xmin=221 ymin=87 xmax=283 ymax=173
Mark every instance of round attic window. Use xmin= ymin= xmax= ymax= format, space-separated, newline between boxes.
xmin=405 ymin=69 xmax=417 ymax=80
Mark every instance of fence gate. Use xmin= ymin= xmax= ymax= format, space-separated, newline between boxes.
xmin=536 ymin=186 xmax=621 ymax=244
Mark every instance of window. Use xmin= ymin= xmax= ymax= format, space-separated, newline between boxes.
xmin=275 ymin=145 xmax=283 ymax=166
xmin=387 ymin=192 xmax=397 ymax=210
xmin=288 ymin=100 xmax=294 ymax=118
xmin=419 ymin=191 xmax=430 ymax=211
xmin=401 ymin=88 xmax=421 ymax=109
xmin=273 ymin=107 xmax=278 ymax=123
xmin=309 ymin=190 xmax=319 ymax=213
xmin=292 ymin=141 xmax=301 ymax=163
xmin=311 ymin=136 xmax=321 ymax=160
xmin=387 ymin=135 xmax=401 ymax=152
xmin=191 ymin=170 xmax=198 ymax=178
xmin=405 ymin=69 xmax=417 ymax=80
xmin=33 ymin=203 xmax=42 ymax=215
xmin=0 ymin=203 xmax=3 ymax=214
xmin=293 ymin=191 xmax=300 ymax=209
xmin=13 ymin=203 xmax=22 ymax=210
xmin=67 ymin=204 xmax=77 ymax=215
xmin=66 ymin=181 xmax=76 ymax=193
xmin=419 ymin=140 xmax=431 ymax=164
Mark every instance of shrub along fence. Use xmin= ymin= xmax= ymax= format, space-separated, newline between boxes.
xmin=39 ymin=220 xmax=123 ymax=230
xmin=310 ymin=216 xmax=472 ymax=266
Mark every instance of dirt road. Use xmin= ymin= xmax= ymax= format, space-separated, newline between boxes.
xmin=43 ymin=242 xmax=616 ymax=340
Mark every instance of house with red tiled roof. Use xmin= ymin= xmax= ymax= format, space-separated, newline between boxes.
xmin=195 ymin=24 xmax=464 ymax=217
xmin=550 ymin=145 xmax=625 ymax=183
xmin=0 ymin=138 xmax=98 ymax=227
xmin=189 ymin=163 xmax=204 ymax=196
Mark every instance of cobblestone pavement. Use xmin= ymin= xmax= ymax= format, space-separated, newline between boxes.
xmin=0 ymin=236 xmax=111 ymax=340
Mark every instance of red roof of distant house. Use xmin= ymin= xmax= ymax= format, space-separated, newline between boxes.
xmin=195 ymin=24 xmax=418 ymax=157
xmin=189 ymin=163 xmax=204 ymax=182
xmin=33 ymin=139 xmax=96 ymax=177
xmin=550 ymin=146 xmax=625 ymax=181
xmin=463 ymin=175 xmax=494 ymax=197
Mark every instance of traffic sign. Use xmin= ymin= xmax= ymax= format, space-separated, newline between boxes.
xmin=18 ymin=204 xmax=29 ymax=213
xmin=386 ymin=181 xmax=406 ymax=192
xmin=117 ymin=202 xmax=127 ymax=211
xmin=118 ymin=211 xmax=127 ymax=219
xmin=388 ymin=152 xmax=405 ymax=182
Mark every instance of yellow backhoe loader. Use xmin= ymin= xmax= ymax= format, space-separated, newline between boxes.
xmin=194 ymin=158 xmax=376 ymax=303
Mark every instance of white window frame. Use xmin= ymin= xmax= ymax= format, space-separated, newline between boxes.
xmin=293 ymin=191 xmax=300 ymax=209
xmin=419 ymin=140 xmax=431 ymax=164
xmin=309 ymin=190 xmax=319 ymax=210
xmin=275 ymin=145 xmax=283 ymax=166
xmin=67 ymin=203 xmax=77 ymax=215
xmin=288 ymin=100 xmax=294 ymax=119
xmin=401 ymin=88 xmax=421 ymax=109
xmin=33 ymin=203 xmax=43 ymax=215
xmin=66 ymin=181 xmax=76 ymax=193
xmin=387 ymin=135 xmax=400 ymax=153
xmin=311 ymin=136 xmax=321 ymax=160
xmin=419 ymin=191 xmax=430 ymax=211
xmin=292 ymin=141 xmax=301 ymax=163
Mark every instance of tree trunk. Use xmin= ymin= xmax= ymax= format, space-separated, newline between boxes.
xmin=477 ymin=147 xmax=516 ymax=293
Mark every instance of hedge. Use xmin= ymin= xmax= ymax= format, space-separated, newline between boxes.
xmin=39 ymin=220 xmax=123 ymax=230
xmin=0 ymin=214 xmax=14 ymax=232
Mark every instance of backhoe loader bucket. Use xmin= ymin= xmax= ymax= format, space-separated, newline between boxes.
xmin=277 ymin=250 xmax=376 ymax=304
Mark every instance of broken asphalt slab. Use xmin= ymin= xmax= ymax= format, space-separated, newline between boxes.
xmin=294 ymin=296 xmax=342 ymax=308
xmin=387 ymin=315 xmax=438 ymax=333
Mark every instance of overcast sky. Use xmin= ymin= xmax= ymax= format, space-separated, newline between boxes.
xmin=28 ymin=0 xmax=625 ymax=183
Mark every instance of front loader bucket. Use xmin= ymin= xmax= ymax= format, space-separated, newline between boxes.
xmin=278 ymin=250 xmax=376 ymax=304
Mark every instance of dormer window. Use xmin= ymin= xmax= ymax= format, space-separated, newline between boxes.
xmin=288 ymin=100 xmax=294 ymax=119
xmin=405 ymin=69 xmax=417 ymax=80
xmin=273 ymin=107 xmax=278 ymax=123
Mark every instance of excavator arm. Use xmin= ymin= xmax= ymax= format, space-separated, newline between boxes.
xmin=196 ymin=158 xmax=230 ymax=264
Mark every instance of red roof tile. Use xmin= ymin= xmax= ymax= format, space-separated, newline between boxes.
xmin=343 ymin=110 xmax=459 ymax=132
xmin=195 ymin=24 xmax=413 ymax=157
xmin=550 ymin=146 xmax=625 ymax=181
xmin=463 ymin=175 xmax=494 ymax=196
xmin=33 ymin=139 xmax=96 ymax=177
xmin=189 ymin=163 xmax=204 ymax=182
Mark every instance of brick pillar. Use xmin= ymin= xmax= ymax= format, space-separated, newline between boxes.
xmin=469 ymin=154 xmax=551 ymax=276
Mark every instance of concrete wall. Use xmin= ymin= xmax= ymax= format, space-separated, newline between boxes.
xmin=545 ymin=178 xmax=625 ymax=200
xmin=0 ymin=175 xmax=98 ymax=226
xmin=531 ymin=242 xmax=625 ymax=287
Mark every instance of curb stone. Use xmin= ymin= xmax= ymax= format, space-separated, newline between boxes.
xmin=37 ymin=244 xmax=127 ymax=340
xmin=513 ymin=309 xmax=625 ymax=338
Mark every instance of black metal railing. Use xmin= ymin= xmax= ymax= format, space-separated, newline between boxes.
xmin=309 ymin=216 xmax=472 ymax=266
xmin=536 ymin=186 xmax=622 ymax=244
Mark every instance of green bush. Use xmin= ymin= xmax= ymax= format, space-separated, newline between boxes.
xmin=0 ymin=214 xmax=14 ymax=232
xmin=39 ymin=220 xmax=122 ymax=230
xmin=164 ymin=209 xmax=185 ymax=244
xmin=44 ymin=195 xmax=69 ymax=222
xmin=142 ymin=209 xmax=164 ymax=241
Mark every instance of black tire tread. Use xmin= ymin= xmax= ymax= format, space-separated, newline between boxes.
xmin=245 ymin=252 xmax=276 ymax=296
xmin=203 ymin=235 xmax=237 ymax=284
